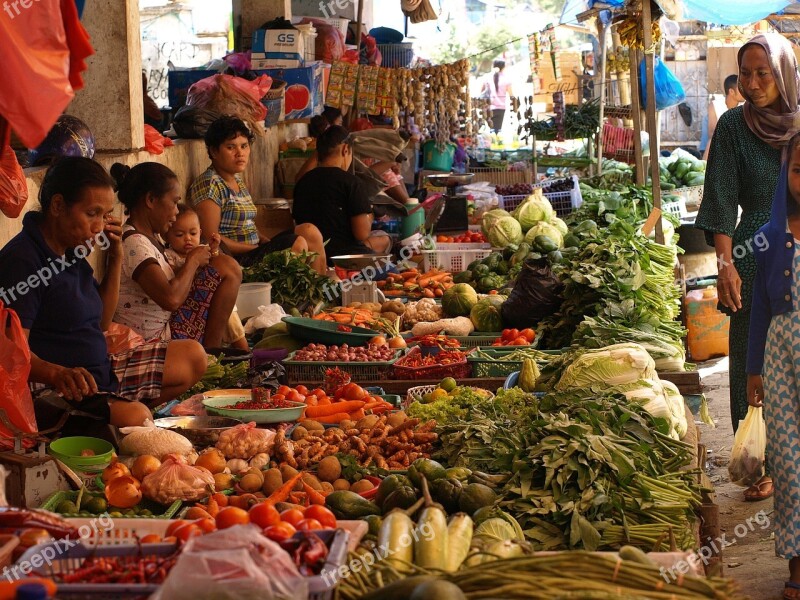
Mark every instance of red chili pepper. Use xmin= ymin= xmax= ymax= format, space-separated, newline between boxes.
xmin=337 ymin=325 xmax=352 ymax=332
xmin=358 ymin=486 xmax=380 ymax=500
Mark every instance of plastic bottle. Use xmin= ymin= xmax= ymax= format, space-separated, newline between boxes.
xmin=685 ymin=286 xmax=730 ymax=361
xmin=15 ymin=583 xmax=49 ymax=600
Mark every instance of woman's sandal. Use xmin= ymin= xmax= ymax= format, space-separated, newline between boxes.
xmin=744 ymin=476 xmax=773 ymax=502
xmin=785 ymin=581 xmax=800 ymax=600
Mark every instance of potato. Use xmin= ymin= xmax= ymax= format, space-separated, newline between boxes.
xmin=317 ymin=456 xmax=342 ymax=482
xmin=280 ymin=465 xmax=299 ymax=483
xmin=291 ymin=426 xmax=309 ymax=441
xmin=262 ymin=468 xmax=283 ymax=495
xmin=387 ymin=411 xmax=407 ymax=428
xmin=302 ymin=473 xmax=323 ymax=490
xmin=303 ymin=420 xmax=325 ymax=432
xmin=333 ymin=479 xmax=351 ymax=491
xmin=356 ymin=415 xmax=380 ymax=430
xmin=320 ymin=482 xmax=334 ymax=493
xmin=239 ymin=473 xmax=263 ymax=493
xmin=245 ymin=467 xmax=265 ymax=484
xmin=339 ymin=419 xmax=356 ymax=431
xmin=350 ymin=479 xmax=375 ymax=493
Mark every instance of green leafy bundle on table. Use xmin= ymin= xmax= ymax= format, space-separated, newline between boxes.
xmin=242 ymin=249 xmax=330 ymax=310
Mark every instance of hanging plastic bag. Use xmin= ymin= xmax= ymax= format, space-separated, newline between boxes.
xmin=639 ymin=57 xmax=686 ymax=111
xmin=152 ymin=525 xmax=308 ymax=600
xmin=173 ymin=106 xmax=223 ymax=139
xmin=185 ymin=74 xmax=272 ymax=134
xmin=500 ymin=258 xmax=564 ymax=329
xmin=0 ymin=303 xmax=37 ymax=449
xmin=728 ymin=405 xmax=766 ymax=487
xmin=143 ymin=125 xmax=175 ymax=155
xmin=0 ymin=120 xmax=29 ymax=219
xmin=105 ymin=322 xmax=146 ymax=355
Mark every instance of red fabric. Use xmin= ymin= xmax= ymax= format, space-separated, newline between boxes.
xmin=60 ymin=0 xmax=94 ymax=91
xmin=0 ymin=0 xmax=93 ymax=148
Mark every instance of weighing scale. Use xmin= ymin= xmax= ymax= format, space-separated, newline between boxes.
xmin=424 ymin=173 xmax=474 ymax=233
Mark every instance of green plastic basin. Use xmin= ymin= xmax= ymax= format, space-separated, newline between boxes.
xmin=48 ymin=437 xmax=114 ymax=472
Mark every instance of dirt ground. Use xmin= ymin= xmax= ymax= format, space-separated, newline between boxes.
xmin=698 ymin=357 xmax=783 ymax=599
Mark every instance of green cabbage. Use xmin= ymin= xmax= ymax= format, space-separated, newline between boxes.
xmin=662 ymin=380 xmax=688 ymax=438
xmin=515 ymin=195 xmax=554 ymax=231
xmin=488 ymin=216 xmax=523 ymax=247
xmin=551 ymin=217 xmax=568 ymax=236
xmin=524 ymin=221 xmax=564 ymax=248
xmin=482 ymin=209 xmax=512 ymax=237
xmin=555 ymin=343 xmax=656 ymax=390
xmin=474 ymin=518 xmax=518 ymax=544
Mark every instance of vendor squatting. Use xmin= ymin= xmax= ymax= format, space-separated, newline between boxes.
xmin=0 ymin=232 xmax=110 ymax=305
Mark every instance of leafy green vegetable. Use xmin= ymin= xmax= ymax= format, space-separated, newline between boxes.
xmin=555 ymin=343 xmax=656 ymax=390
xmin=242 ymin=249 xmax=330 ymax=311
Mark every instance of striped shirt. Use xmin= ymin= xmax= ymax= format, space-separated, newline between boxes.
xmin=188 ymin=167 xmax=259 ymax=245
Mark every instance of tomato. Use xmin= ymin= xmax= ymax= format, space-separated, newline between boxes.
xmin=311 ymin=388 xmax=326 ymax=398
xmin=162 ymin=536 xmax=177 ymax=544
xmin=276 ymin=385 xmax=291 ymax=396
xmin=295 ymin=385 xmax=309 ymax=395
xmin=303 ymin=505 xmax=337 ymax=528
xmin=512 ymin=337 xmax=530 ymax=346
xmin=296 ymin=518 xmax=323 ymax=531
xmin=263 ymin=522 xmax=297 ymax=542
xmin=520 ymin=328 xmax=536 ymax=342
xmin=286 ymin=390 xmax=305 ymax=403
xmin=501 ymin=329 xmax=518 ymax=341
xmin=166 ymin=520 xmax=191 ymax=538
xmin=215 ymin=506 xmax=250 ymax=530
xmin=436 ymin=234 xmax=448 ymax=243
xmin=272 ymin=394 xmax=285 ymax=402
xmin=280 ymin=508 xmax=306 ymax=527
xmin=139 ymin=534 xmax=162 ymax=543
xmin=249 ymin=502 xmax=281 ymax=529
xmin=174 ymin=524 xmax=203 ymax=543
xmin=339 ymin=383 xmax=367 ymax=401
xmin=195 ymin=518 xmax=217 ymax=533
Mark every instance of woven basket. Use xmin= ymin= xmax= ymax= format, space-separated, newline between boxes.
xmin=264 ymin=79 xmax=287 ymax=100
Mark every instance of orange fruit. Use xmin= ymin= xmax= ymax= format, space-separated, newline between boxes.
xmin=139 ymin=534 xmax=162 ymax=543
xmin=215 ymin=506 xmax=250 ymax=530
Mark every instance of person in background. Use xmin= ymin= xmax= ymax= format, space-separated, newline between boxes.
xmin=189 ymin=116 xmax=327 ymax=275
xmin=487 ymin=60 xmax=513 ymax=134
xmin=747 ymin=133 xmax=800 ymax=600
xmin=111 ymin=162 xmax=243 ymax=350
xmin=142 ymin=71 xmax=163 ymax=129
xmin=700 ymin=74 xmax=744 ymax=160
xmin=0 ymin=157 xmax=206 ymax=431
xmin=293 ymin=126 xmax=392 ymax=262
xmin=163 ymin=204 xmax=248 ymax=350
xmin=696 ymin=32 xmax=800 ymax=503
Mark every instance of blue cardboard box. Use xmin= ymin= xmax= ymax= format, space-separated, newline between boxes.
xmin=167 ymin=69 xmax=217 ymax=109
xmin=255 ymin=62 xmax=324 ymax=120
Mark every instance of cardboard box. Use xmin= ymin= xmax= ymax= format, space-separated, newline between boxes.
xmin=256 ymin=62 xmax=325 ymax=120
xmin=167 ymin=69 xmax=217 ymax=109
xmin=256 ymin=205 xmax=295 ymax=240
xmin=252 ymin=29 xmax=305 ymax=64
xmin=533 ymin=51 xmax=582 ymax=106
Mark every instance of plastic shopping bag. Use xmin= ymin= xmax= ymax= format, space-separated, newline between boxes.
xmin=104 ymin=322 xmax=146 ymax=355
xmin=640 ymin=57 xmax=686 ymax=111
xmin=728 ymin=405 xmax=766 ymax=487
xmin=0 ymin=303 xmax=37 ymax=449
xmin=185 ymin=74 xmax=272 ymax=134
xmin=0 ymin=120 xmax=29 ymax=219
xmin=143 ymin=125 xmax=175 ymax=155
xmin=152 ymin=525 xmax=308 ymax=600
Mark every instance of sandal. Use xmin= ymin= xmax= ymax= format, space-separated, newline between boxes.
xmin=744 ymin=476 xmax=773 ymax=502
xmin=785 ymin=581 xmax=800 ymax=600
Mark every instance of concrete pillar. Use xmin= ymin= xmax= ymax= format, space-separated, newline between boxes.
xmin=233 ymin=0 xmax=292 ymax=51
xmin=68 ymin=0 xmax=144 ymax=152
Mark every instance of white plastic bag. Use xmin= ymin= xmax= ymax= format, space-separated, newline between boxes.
xmin=244 ymin=304 xmax=286 ymax=335
xmin=728 ymin=406 xmax=766 ymax=487
xmin=152 ymin=525 xmax=308 ymax=600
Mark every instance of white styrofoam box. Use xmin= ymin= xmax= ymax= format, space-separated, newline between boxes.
xmin=342 ymin=281 xmax=379 ymax=305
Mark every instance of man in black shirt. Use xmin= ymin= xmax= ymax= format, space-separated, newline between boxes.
xmin=293 ymin=126 xmax=392 ymax=263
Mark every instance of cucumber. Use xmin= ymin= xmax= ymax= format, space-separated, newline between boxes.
xmin=378 ymin=510 xmax=415 ymax=568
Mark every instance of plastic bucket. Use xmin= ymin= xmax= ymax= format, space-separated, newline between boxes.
xmin=236 ymin=282 xmax=272 ymax=320
xmin=422 ymin=140 xmax=456 ymax=172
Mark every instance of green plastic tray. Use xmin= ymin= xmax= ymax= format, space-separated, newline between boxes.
xmin=283 ymin=316 xmax=380 ymax=346
xmin=283 ymin=349 xmax=405 ymax=384
xmin=39 ymin=490 xmax=182 ymax=519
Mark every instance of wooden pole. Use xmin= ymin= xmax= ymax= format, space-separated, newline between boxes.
xmin=596 ymin=22 xmax=609 ymax=177
xmin=629 ymin=47 xmax=645 ymax=185
xmin=641 ymin=0 xmax=664 ymax=244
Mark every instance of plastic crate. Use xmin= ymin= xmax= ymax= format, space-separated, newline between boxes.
xmin=39 ymin=490 xmax=182 ymax=519
xmin=283 ymin=349 xmax=405 ymax=384
xmin=377 ymin=42 xmax=414 ymax=68
xmin=451 ymin=334 xmax=499 ymax=348
xmin=471 ymin=166 xmax=535 ymax=186
xmin=421 ymin=243 xmax=492 ymax=273
xmin=673 ymin=185 xmax=704 ymax=209
xmin=663 ymin=197 xmax=686 ymax=217
xmin=542 ymin=175 xmax=583 ymax=218
xmin=67 ymin=518 xmax=172 ymax=547
xmin=393 ymin=347 xmax=472 ymax=380
xmin=15 ymin=541 xmax=179 ymax=598
xmin=499 ymin=194 xmax=528 ymax=212
xmin=403 ymin=384 xmax=494 ymax=408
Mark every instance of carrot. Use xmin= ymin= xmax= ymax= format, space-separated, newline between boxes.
xmin=419 ymin=272 xmax=450 ymax=287
xmin=363 ymin=400 xmax=386 ymax=411
xmin=302 ymin=412 xmax=349 ymax=424
xmin=331 ymin=313 xmax=352 ymax=324
xmin=303 ymin=482 xmax=327 ymax=505
xmin=305 ymin=400 xmax=365 ymax=417
xmin=305 ymin=395 xmax=318 ymax=407
xmin=400 ymin=270 xmax=419 ymax=280
xmin=266 ymin=472 xmax=304 ymax=505
xmin=349 ymin=408 xmax=366 ymax=420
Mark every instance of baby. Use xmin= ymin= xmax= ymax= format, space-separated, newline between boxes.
xmin=164 ymin=204 xmax=248 ymax=350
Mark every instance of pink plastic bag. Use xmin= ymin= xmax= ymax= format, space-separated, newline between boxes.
xmin=223 ymin=52 xmax=253 ymax=74
xmin=186 ymin=74 xmax=273 ymax=134
xmin=143 ymin=125 xmax=174 ymax=155
xmin=0 ymin=120 xmax=29 ymax=219
xmin=105 ymin=322 xmax=146 ymax=354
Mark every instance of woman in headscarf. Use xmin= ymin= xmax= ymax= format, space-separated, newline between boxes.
xmin=696 ymin=33 xmax=800 ymax=502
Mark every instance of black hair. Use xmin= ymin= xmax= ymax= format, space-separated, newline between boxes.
xmin=322 ymin=106 xmax=342 ymax=124
xmin=493 ymin=60 xmax=505 ymax=91
xmin=175 ymin=203 xmax=197 ymax=216
xmin=203 ymin=116 xmax=255 ymax=159
xmin=309 ymin=115 xmax=330 ymax=138
xmin=724 ymin=74 xmax=738 ymax=96
xmin=39 ymin=157 xmax=115 ymax=214
xmin=110 ymin=162 xmax=178 ymax=213
xmin=317 ymin=125 xmax=351 ymax=161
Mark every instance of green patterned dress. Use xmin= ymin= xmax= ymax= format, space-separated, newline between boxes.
xmin=695 ymin=106 xmax=781 ymax=433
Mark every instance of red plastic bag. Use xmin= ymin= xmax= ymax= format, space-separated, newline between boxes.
xmin=0 ymin=303 xmax=37 ymax=449
xmin=0 ymin=120 xmax=29 ymax=219
xmin=104 ymin=322 xmax=146 ymax=354
xmin=0 ymin=0 xmax=83 ymax=148
xmin=143 ymin=125 xmax=174 ymax=155
xmin=299 ymin=18 xmax=345 ymax=63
